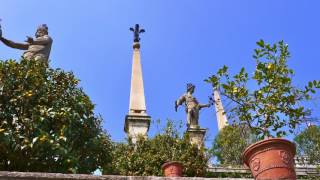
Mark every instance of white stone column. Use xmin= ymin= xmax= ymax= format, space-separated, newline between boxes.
xmin=124 ymin=42 xmax=151 ymax=143
xmin=213 ymin=89 xmax=228 ymax=131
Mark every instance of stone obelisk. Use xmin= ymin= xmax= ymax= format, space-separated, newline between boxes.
xmin=124 ymin=24 xmax=151 ymax=143
xmin=213 ymin=89 xmax=228 ymax=131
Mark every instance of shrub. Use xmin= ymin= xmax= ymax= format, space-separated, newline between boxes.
xmin=0 ymin=59 xmax=112 ymax=173
xmin=107 ymin=120 xmax=209 ymax=176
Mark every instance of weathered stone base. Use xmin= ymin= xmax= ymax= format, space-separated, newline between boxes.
xmin=0 ymin=171 xmax=252 ymax=180
xmin=0 ymin=167 xmax=317 ymax=179
xmin=187 ymin=127 xmax=206 ymax=148
xmin=124 ymin=114 xmax=151 ymax=143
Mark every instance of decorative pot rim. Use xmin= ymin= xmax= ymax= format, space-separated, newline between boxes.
xmin=242 ymin=138 xmax=296 ymax=166
xmin=161 ymin=161 xmax=183 ymax=169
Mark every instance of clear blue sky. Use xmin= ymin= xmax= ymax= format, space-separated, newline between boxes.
xmin=0 ymin=1 xmax=319 ymax=145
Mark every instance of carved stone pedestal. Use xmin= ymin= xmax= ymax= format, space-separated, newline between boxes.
xmin=124 ymin=114 xmax=151 ymax=143
xmin=187 ymin=127 xmax=206 ymax=148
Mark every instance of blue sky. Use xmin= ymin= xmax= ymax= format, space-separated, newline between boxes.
xmin=0 ymin=1 xmax=319 ymax=146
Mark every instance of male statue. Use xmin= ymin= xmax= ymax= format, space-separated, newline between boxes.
xmin=175 ymin=83 xmax=211 ymax=129
xmin=0 ymin=24 xmax=52 ymax=64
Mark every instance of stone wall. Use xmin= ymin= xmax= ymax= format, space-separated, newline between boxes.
xmin=0 ymin=167 xmax=318 ymax=180
xmin=0 ymin=171 xmax=252 ymax=180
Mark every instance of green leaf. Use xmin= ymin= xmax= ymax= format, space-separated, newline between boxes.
xmin=256 ymin=39 xmax=265 ymax=47
xmin=309 ymin=81 xmax=313 ymax=88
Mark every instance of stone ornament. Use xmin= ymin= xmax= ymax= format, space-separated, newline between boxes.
xmin=279 ymin=150 xmax=292 ymax=165
xmin=130 ymin=24 xmax=145 ymax=43
xmin=250 ymin=158 xmax=260 ymax=171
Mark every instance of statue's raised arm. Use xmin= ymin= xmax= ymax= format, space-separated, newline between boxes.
xmin=0 ymin=37 xmax=29 ymax=50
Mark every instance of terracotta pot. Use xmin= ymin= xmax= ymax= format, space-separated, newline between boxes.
xmin=161 ymin=161 xmax=183 ymax=177
xmin=242 ymin=138 xmax=296 ymax=180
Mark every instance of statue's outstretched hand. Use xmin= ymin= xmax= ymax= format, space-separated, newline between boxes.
xmin=25 ymin=36 xmax=33 ymax=44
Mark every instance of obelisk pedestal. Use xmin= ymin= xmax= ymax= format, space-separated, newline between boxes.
xmin=187 ymin=127 xmax=206 ymax=149
xmin=124 ymin=114 xmax=150 ymax=143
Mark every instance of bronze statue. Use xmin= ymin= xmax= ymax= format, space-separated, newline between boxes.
xmin=0 ymin=24 xmax=52 ymax=64
xmin=130 ymin=24 xmax=145 ymax=43
xmin=175 ymin=83 xmax=211 ymax=129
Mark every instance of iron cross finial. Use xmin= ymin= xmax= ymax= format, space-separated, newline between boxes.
xmin=130 ymin=24 xmax=145 ymax=43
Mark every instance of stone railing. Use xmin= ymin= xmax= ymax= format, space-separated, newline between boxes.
xmin=0 ymin=165 xmax=318 ymax=180
xmin=207 ymin=166 xmax=319 ymax=177
xmin=0 ymin=171 xmax=252 ymax=180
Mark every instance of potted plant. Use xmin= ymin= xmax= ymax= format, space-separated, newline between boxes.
xmin=161 ymin=120 xmax=183 ymax=177
xmin=205 ymin=40 xmax=320 ymax=179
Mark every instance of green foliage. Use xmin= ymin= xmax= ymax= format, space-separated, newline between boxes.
xmin=0 ymin=59 xmax=112 ymax=173
xmin=205 ymin=40 xmax=320 ymax=139
xmin=294 ymin=125 xmax=320 ymax=164
xmin=107 ymin=120 xmax=209 ymax=176
xmin=211 ymin=125 xmax=257 ymax=165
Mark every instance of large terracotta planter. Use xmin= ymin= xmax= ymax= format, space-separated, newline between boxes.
xmin=242 ymin=138 xmax=296 ymax=180
xmin=161 ymin=161 xmax=183 ymax=177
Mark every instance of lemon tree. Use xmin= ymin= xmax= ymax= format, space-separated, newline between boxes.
xmin=206 ymin=40 xmax=320 ymax=139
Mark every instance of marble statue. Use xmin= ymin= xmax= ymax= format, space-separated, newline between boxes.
xmin=0 ymin=24 xmax=52 ymax=64
xmin=175 ymin=83 xmax=211 ymax=128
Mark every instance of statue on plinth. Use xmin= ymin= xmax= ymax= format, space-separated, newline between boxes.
xmin=175 ymin=83 xmax=211 ymax=129
xmin=0 ymin=23 xmax=52 ymax=64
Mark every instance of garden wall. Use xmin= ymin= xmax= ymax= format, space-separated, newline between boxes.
xmin=0 ymin=171 xmax=252 ymax=180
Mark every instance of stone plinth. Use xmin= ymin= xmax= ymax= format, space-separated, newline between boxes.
xmin=124 ymin=114 xmax=151 ymax=143
xmin=187 ymin=127 xmax=206 ymax=148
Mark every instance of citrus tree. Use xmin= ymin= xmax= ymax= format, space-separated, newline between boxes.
xmin=0 ymin=59 xmax=112 ymax=173
xmin=107 ymin=120 xmax=209 ymax=176
xmin=206 ymin=40 xmax=320 ymax=139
